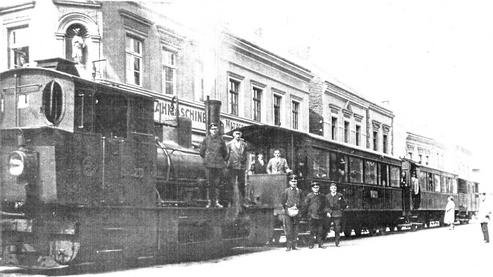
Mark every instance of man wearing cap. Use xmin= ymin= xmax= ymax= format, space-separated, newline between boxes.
xmin=303 ymin=182 xmax=326 ymax=248
xmin=200 ymin=123 xmax=228 ymax=208
xmin=280 ymin=174 xmax=302 ymax=251
xmin=325 ymin=183 xmax=347 ymax=246
xmin=226 ymin=129 xmax=248 ymax=204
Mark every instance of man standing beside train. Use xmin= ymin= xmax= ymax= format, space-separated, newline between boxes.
xmin=226 ymin=129 xmax=248 ymax=206
xmin=325 ymin=183 xmax=347 ymax=247
xmin=303 ymin=182 xmax=326 ymax=249
xmin=281 ymin=174 xmax=302 ymax=251
xmin=478 ymin=193 xmax=491 ymax=243
xmin=200 ymin=123 xmax=228 ymax=208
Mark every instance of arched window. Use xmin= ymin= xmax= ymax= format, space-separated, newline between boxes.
xmin=65 ymin=24 xmax=88 ymax=64
xmin=43 ymin=81 xmax=64 ymax=125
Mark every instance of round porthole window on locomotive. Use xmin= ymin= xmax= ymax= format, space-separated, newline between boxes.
xmin=42 ymin=81 xmax=64 ymax=125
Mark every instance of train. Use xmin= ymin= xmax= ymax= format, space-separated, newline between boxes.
xmin=0 ymin=59 xmax=479 ymax=269
xmin=240 ymin=125 xmax=479 ymax=239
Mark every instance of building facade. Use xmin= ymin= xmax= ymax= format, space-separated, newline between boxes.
xmin=0 ymin=0 xmax=314 ymax=145
xmin=309 ymin=79 xmax=395 ymax=156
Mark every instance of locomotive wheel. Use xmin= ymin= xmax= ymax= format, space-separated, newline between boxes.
xmin=343 ymin=229 xmax=352 ymax=238
xmin=354 ymin=228 xmax=362 ymax=237
xmin=378 ymin=227 xmax=387 ymax=235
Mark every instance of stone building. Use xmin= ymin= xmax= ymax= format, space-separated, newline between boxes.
xmin=309 ymin=78 xmax=395 ymax=156
xmin=0 ymin=1 xmax=314 ymax=145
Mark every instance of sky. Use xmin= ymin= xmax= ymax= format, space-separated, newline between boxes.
xmin=153 ymin=0 xmax=492 ymax=184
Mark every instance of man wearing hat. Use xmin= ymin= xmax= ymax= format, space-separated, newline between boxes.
xmin=280 ymin=174 xmax=302 ymax=251
xmin=226 ymin=129 xmax=248 ymax=205
xmin=199 ymin=123 xmax=228 ymax=208
xmin=303 ymin=182 xmax=326 ymax=248
xmin=325 ymin=183 xmax=347 ymax=246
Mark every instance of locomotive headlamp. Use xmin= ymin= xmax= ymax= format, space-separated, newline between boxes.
xmin=8 ymin=151 xmax=26 ymax=177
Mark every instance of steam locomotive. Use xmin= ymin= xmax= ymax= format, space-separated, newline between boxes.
xmin=0 ymin=59 xmax=275 ymax=269
xmin=0 ymin=59 xmax=479 ymax=269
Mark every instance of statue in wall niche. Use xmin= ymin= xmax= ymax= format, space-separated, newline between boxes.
xmin=72 ymin=28 xmax=86 ymax=64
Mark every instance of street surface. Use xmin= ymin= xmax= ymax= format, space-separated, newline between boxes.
xmin=1 ymin=220 xmax=491 ymax=277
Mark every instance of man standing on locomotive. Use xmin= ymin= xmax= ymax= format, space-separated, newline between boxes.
xmin=325 ymin=183 xmax=347 ymax=247
xmin=281 ymin=174 xmax=302 ymax=251
xmin=303 ymin=182 xmax=326 ymax=249
xmin=200 ymin=123 xmax=228 ymax=208
xmin=226 ymin=130 xmax=248 ymax=205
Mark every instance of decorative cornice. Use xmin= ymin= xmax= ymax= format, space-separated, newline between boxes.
xmin=119 ymin=9 xmax=153 ymax=27
xmin=354 ymin=113 xmax=364 ymax=122
xmin=329 ymin=103 xmax=341 ymax=114
xmin=157 ymin=25 xmax=185 ymax=40
xmin=0 ymin=1 xmax=35 ymax=15
xmin=382 ymin=124 xmax=390 ymax=134
xmin=290 ymin=94 xmax=303 ymax=102
xmin=342 ymin=109 xmax=353 ymax=118
xmin=272 ymin=87 xmax=286 ymax=95
xmin=227 ymin=71 xmax=245 ymax=80
xmin=250 ymin=80 xmax=266 ymax=88
xmin=372 ymin=120 xmax=381 ymax=130
xmin=53 ymin=0 xmax=101 ymax=8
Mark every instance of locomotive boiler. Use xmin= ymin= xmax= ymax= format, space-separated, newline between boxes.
xmin=0 ymin=59 xmax=275 ymax=269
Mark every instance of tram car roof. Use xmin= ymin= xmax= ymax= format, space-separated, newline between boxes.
xmin=230 ymin=124 xmax=401 ymax=164
xmin=402 ymin=157 xmax=458 ymax=177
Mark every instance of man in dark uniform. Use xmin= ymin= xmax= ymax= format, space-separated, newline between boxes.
xmin=280 ymin=174 xmax=302 ymax=251
xmin=303 ymin=182 xmax=326 ymax=248
xmin=199 ymin=123 xmax=228 ymax=208
xmin=325 ymin=183 xmax=347 ymax=246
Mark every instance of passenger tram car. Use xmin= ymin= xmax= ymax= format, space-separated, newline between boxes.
xmin=239 ymin=124 xmax=479 ymax=239
xmin=0 ymin=59 xmax=275 ymax=269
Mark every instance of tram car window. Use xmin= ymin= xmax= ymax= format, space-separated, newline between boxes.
xmin=390 ymin=166 xmax=400 ymax=187
xmin=364 ymin=160 xmax=377 ymax=185
xmin=349 ymin=156 xmax=363 ymax=183
xmin=42 ymin=80 xmax=64 ymax=125
xmin=434 ymin=174 xmax=441 ymax=192
xmin=380 ymin=163 xmax=389 ymax=186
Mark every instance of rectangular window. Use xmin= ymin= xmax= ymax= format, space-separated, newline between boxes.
xmin=313 ymin=149 xmax=329 ymax=179
xmin=329 ymin=152 xmax=347 ymax=183
xmin=229 ymin=79 xmax=240 ymax=115
xmin=380 ymin=164 xmax=389 ymax=186
xmin=383 ymin=134 xmax=388 ymax=154
xmin=419 ymin=171 xmax=427 ymax=191
xmin=252 ymin=87 xmax=262 ymax=122
xmin=355 ymin=125 xmax=361 ymax=146
xmin=344 ymin=121 xmax=350 ymax=143
xmin=273 ymin=95 xmax=282 ymax=126
xmin=364 ymin=160 xmax=377 ymax=185
xmin=373 ymin=131 xmax=378 ymax=151
xmin=331 ymin=117 xmax=338 ymax=140
xmin=349 ymin=157 xmax=363 ymax=183
xmin=162 ymin=48 xmax=176 ymax=95
xmin=291 ymin=101 xmax=299 ymax=129
xmin=434 ymin=175 xmax=441 ymax=192
xmin=390 ymin=166 xmax=400 ymax=187
xmin=8 ymin=26 xmax=30 ymax=68
xmin=125 ymin=35 xmax=143 ymax=86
